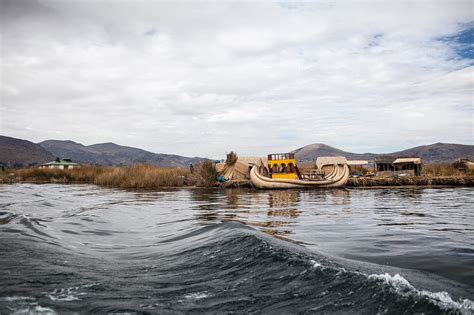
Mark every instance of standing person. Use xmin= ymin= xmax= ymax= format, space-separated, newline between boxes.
xmin=189 ymin=163 xmax=194 ymax=174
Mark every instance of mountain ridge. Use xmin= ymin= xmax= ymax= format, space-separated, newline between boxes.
xmin=292 ymin=142 xmax=474 ymax=164
xmin=38 ymin=140 xmax=207 ymax=168
xmin=1 ymin=135 xmax=472 ymax=167
xmin=0 ymin=135 xmax=55 ymax=167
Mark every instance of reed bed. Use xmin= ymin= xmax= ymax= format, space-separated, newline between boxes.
xmin=348 ymin=176 xmax=474 ymax=187
xmin=0 ymin=162 xmax=217 ymax=189
xmin=422 ymin=163 xmax=473 ymax=177
xmin=1 ymin=162 xmax=472 ymax=188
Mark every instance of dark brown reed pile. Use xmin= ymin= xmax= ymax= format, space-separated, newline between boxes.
xmin=225 ymin=151 xmax=238 ymax=167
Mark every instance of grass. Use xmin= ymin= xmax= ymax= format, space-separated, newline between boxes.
xmin=0 ymin=162 xmax=218 ymax=189
xmin=423 ymin=163 xmax=473 ymax=177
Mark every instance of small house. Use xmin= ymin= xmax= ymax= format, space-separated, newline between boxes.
xmin=374 ymin=156 xmax=397 ymax=177
xmin=393 ymin=158 xmax=422 ymax=176
xmin=39 ymin=158 xmax=80 ymax=170
xmin=375 ymin=156 xmax=422 ymax=177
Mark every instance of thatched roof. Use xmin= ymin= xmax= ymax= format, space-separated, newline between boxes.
xmin=315 ymin=156 xmax=347 ymax=170
xmin=347 ymin=160 xmax=370 ymax=166
xmin=393 ymin=158 xmax=422 ymax=164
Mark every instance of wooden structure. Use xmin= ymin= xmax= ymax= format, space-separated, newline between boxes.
xmin=267 ymin=153 xmax=297 ymax=180
xmin=374 ymin=156 xmax=396 ymax=177
xmin=393 ymin=158 xmax=422 ymax=176
xmin=375 ymin=156 xmax=422 ymax=177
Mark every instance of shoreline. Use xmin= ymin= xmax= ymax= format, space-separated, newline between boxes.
xmin=1 ymin=165 xmax=473 ymax=189
xmin=220 ymin=176 xmax=474 ymax=188
xmin=347 ymin=176 xmax=474 ymax=187
xmin=2 ymin=177 xmax=473 ymax=189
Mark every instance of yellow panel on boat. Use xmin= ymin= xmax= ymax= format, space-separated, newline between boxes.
xmin=271 ymin=173 xmax=297 ymax=180
xmin=267 ymin=153 xmax=298 ymax=180
xmin=268 ymin=159 xmax=296 ymax=167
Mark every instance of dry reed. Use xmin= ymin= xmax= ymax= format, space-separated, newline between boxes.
xmin=225 ymin=151 xmax=238 ymax=166
xmin=0 ymin=162 xmax=217 ymax=189
xmin=423 ymin=163 xmax=473 ymax=177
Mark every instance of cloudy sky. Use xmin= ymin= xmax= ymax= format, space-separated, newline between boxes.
xmin=1 ymin=0 xmax=472 ymax=158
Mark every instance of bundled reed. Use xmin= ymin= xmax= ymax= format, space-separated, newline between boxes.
xmin=225 ymin=151 xmax=238 ymax=167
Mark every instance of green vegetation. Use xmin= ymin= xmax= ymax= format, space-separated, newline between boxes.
xmin=0 ymin=162 xmax=217 ymax=189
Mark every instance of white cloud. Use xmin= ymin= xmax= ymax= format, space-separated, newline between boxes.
xmin=0 ymin=0 xmax=472 ymax=158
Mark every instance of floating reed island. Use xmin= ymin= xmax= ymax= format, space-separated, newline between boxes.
xmin=221 ymin=176 xmax=474 ymax=188
xmin=1 ymin=157 xmax=473 ymax=189
xmin=347 ymin=176 xmax=474 ymax=187
xmin=216 ymin=151 xmax=474 ymax=188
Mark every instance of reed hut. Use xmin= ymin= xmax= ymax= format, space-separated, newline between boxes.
xmin=393 ymin=158 xmax=422 ymax=176
xmin=452 ymin=159 xmax=474 ymax=172
xmin=217 ymin=152 xmax=268 ymax=181
xmin=375 ymin=156 xmax=422 ymax=177
xmin=374 ymin=156 xmax=397 ymax=177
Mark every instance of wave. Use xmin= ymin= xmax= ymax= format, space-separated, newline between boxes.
xmin=1 ymin=220 xmax=472 ymax=314
xmin=116 ymin=221 xmax=473 ymax=314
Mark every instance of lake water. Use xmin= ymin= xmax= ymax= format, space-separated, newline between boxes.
xmin=0 ymin=184 xmax=473 ymax=314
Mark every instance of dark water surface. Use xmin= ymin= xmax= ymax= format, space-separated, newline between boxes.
xmin=0 ymin=184 xmax=473 ymax=314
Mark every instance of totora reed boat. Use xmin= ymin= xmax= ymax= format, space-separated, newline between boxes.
xmin=250 ymin=153 xmax=349 ymax=189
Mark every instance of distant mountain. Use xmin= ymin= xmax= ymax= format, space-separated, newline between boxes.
xmin=292 ymin=144 xmax=377 ymax=163
xmin=0 ymin=135 xmax=55 ymax=167
xmin=2 ymin=135 xmax=472 ymax=168
xmin=292 ymin=143 xmax=474 ymax=164
xmin=39 ymin=140 xmax=206 ymax=167
xmin=390 ymin=143 xmax=474 ymax=164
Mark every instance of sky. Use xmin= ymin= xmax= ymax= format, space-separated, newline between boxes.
xmin=1 ymin=0 xmax=473 ymax=158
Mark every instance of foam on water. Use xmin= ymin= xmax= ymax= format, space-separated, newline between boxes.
xmin=369 ymin=273 xmax=474 ymax=314
xmin=13 ymin=305 xmax=57 ymax=315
